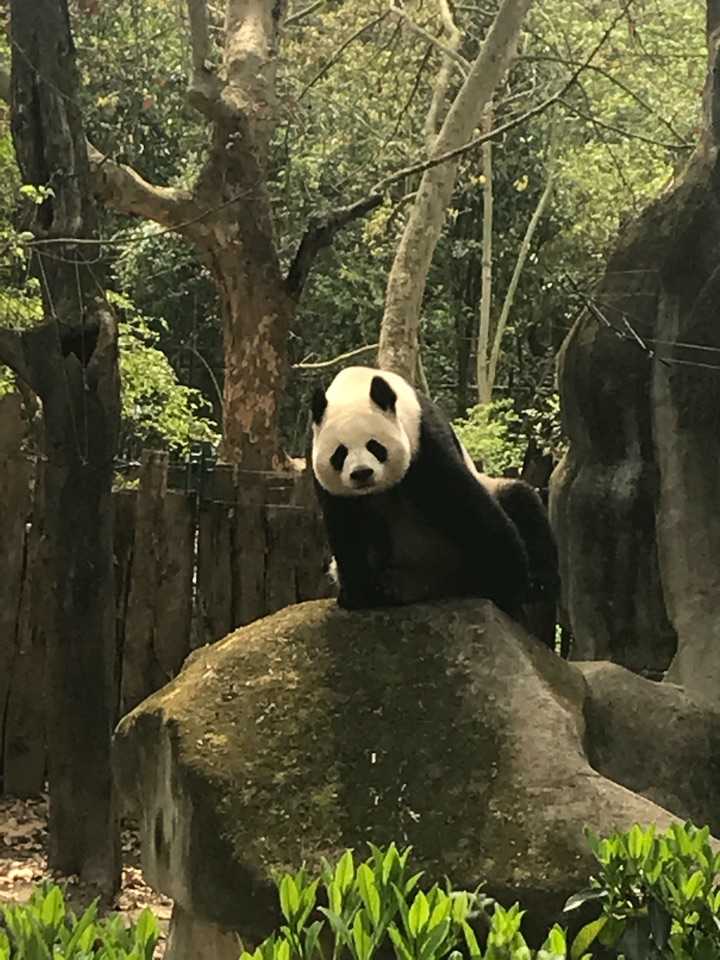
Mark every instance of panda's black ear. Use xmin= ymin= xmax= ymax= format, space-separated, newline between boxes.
xmin=370 ymin=375 xmax=397 ymax=414
xmin=311 ymin=385 xmax=328 ymax=424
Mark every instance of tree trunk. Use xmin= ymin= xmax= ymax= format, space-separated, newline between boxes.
xmin=476 ymin=104 xmax=494 ymax=404
xmin=203 ymin=206 xmax=294 ymax=465
xmin=7 ymin=0 xmax=120 ymax=895
xmin=41 ymin=323 xmax=120 ymax=890
xmin=378 ymin=0 xmax=533 ymax=381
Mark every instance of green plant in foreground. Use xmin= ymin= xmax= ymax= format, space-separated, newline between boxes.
xmin=243 ymin=843 xmax=575 ymax=960
xmin=0 ymin=882 xmax=159 ymax=960
xmin=565 ymin=821 xmax=720 ymax=959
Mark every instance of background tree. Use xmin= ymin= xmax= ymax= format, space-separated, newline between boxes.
xmin=377 ymin=0 xmax=533 ymax=382
xmin=0 ymin=0 xmax=120 ymax=895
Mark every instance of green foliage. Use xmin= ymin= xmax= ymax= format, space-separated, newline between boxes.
xmin=565 ymin=822 xmax=720 ymax=959
xmin=245 ymin=843 xmax=576 ymax=960
xmin=451 ymin=400 xmax=526 ymax=474
xmin=0 ymin=882 xmax=159 ymax=960
xmin=112 ymin=291 xmax=219 ymax=456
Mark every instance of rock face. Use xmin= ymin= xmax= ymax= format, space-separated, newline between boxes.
xmin=578 ymin=661 xmax=720 ymax=835
xmin=549 ymin=92 xmax=720 ymax=694
xmin=113 ymin=599 xmax=720 ymax=956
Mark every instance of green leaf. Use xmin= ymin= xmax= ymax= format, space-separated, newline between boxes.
xmin=570 ymin=917 xmax=606 ymax=959
xmin=357 ymin=864 xmax=381 ymax=928
xmin=280 ymin=876 xmax=300 ymax=924
xmin=336 ymin=850 xmax=355 ymax=895
xmin=317 ymin=908 xmax=352 ymax=944
xmin=461 ymin=921 xmax=480 ymax=958
xmin=351 ymin=911 xmax=373 ymax=960
xmin=627 ymin=824 xmax=644 ymax=860
xmin=563 ymin=888 xmax=605 ymax=913
xmin=303 ymin=920 xmax=325 ymax=960
xmin=683 ymin=869 xmax=704 ymax=901
xmin=407 ymin=892 xmax=429 ymax=938
xmin=418 ymin=920 xmax=451 ymax=960
xmin=134 ymin=907 xmax=159 ymax=960
xmin=39 ymin=886 xmax=65 ymax=931
xmin=427 ymin=897 xmax=451 ymax=931
xmin=404 ymin=872 xmax=423 ymax=897
xmin=388 ymin=925 xmax=413 ymax=960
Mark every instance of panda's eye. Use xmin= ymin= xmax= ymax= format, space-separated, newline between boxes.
xmin=330 ymin=444 xmax=348 ymax=471
xmin=366 ymin=439 xmax=388 ymax=463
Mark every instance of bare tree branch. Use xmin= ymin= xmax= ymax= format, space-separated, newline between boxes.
xmin=88 ymin=143 xmax=201 ymax=232
xmin=373 ymin=0 xmax=637 ymax=197
xmin=424 ymin=0 xmax=463 ymax=146
xmin=293 ymin=342 xmax=379 ymax=369
xmin=285 ymin=194 xmax=385 ymax=300
xmin=285 ymin=0 xmax=328 ymax=27
xmin=186 ymin=0 xmax=222 ymax=116
xmin=390 ymin=2 xmax=470 ymax=77
xmin=298 ymin=13 xmax=389 ymax=100
xmin=559 ymin=99 xmax=691 ymax=151
xmin=486 ymin=130 xmax=558 ymax=395
xmin=523 ymin=54 xmax=690 ymax=145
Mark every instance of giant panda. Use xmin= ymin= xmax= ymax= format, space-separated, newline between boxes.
xmin=462 ymin=460 xmax=560 ymax=648
xmin=309 ymin=366 xmax=532 ymax=620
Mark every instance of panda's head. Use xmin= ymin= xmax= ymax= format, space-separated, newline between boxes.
xmin=310 ymin=366 xmax=420 ymax=497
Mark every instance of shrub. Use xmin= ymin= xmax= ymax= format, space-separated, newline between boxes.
xmin=241 ymin=843 xmax=569 ymax=960
xmin=565 ymin=821 xmax=720 ymax=959
xmin=0 ymin=883 xmax=159 ymax=960
xmin=451 ymin=399 xmax=525 ymax=475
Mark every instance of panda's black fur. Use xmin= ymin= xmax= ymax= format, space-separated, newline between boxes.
xmin=309 ymin=367 xmax=534 ymax=621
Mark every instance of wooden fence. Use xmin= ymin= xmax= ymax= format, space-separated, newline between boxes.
xmin=0 ymin=403 xmax=332 ymax=796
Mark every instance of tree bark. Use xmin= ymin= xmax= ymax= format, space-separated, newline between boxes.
xmin=378 ymin=0 xmax=533 ymax=381
xmin=7 ymin=0 xmax=120 ymax=895
xmin=476 ymin=104 xmax=494 ymax=404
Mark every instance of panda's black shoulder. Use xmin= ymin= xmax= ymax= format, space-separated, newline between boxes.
xmin=414 ymin=393 xmax=466 ymax=465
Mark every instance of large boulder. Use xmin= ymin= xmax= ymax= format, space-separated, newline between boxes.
xmin=578 ymin=661 xmax=720 ymax=834
xmin=112 ymin=599 xmax=720 ymax=958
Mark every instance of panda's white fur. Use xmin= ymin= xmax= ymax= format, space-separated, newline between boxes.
xmin=311 ymin=366 xmax=422 ymax=498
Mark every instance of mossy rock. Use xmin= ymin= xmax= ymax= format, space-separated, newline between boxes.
xmin=114 ymin=599 xmax=680 ymax=947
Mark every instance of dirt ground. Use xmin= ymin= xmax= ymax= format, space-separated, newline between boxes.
xmin=0 ymin=793 xmax=173 ymax=953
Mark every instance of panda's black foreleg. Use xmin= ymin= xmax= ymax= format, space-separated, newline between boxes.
xmin=316 ymin=489 xmax=395 ymax=610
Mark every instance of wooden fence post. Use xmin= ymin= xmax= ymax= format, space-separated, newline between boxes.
xmin=233 ymin=471 xmax=268 ymax=626
xmin=0 ymin=393 xmax=40 ymax=794
xmin=4 ymin=462 xmax=46 ymax=795
xmin=121 ymin=451 xmax=194 ymax=713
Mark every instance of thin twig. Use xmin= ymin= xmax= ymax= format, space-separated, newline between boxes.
xmin=559 ymin=99 xmax=691 ymax=151
xmin=389 ymin=2 xmax=470 ymax=76
xmin=293 ymin=343 xmax=379 ymax=369
xmin=285 ymin=0 xmax=328 ymax=27
xmin=298 ymin=12 xmax=389 ymax=101
xmin=372 ymin=0 xmax=638 ymax=194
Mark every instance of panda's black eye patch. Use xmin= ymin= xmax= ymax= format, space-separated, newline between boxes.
xmin=330 ymin=444 xmax=348 ymax=471
xmin=366 ymin=439 xmax=388 ymax=463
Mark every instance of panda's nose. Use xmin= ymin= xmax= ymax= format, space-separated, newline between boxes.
xmin=350 ymin=467 xmax=374 ymax=484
